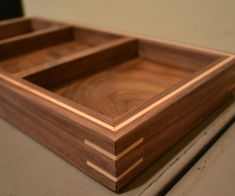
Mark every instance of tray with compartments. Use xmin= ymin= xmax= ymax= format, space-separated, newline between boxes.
xmin=0 ymin=17 xmax=235 ymax=192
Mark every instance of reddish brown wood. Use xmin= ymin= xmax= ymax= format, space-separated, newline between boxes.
xmin=0 ymin=17 xmax=234 ymax=192
xmin=0 ymin=17 xmax=65 ymax=40
xmin=0 ymin=25 xmax=121 ymax=74
xmin=51 ymin=58 xmax=192 ymax=118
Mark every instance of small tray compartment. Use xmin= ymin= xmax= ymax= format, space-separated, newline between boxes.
xmin=0 ymin=26 xmax=121 ymax=75
xmin=0 ymin=18 xmax=63 ymax=40
xmin=25 ymin=39 xmax=222 ymax=119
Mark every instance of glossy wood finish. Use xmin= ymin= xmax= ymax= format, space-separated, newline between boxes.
xmin=0 ymin=20 xmax=120 ymax=74
xmin=0 ymin=41 xmax=90 ymax=74
xmin=0 ymin=17 xmax=64 ymax=40
xmin=53 ymin=58 xmax=193 ymax=119
xmin=0 ymin=17 xmax=235 ymax=192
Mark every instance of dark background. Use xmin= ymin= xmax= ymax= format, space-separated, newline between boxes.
xmin=0 ymin=0 xmax=23 ymax=20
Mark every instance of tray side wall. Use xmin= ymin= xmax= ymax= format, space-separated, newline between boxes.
xmin=0 ymin=81 xmax=118 ymax=191
xmin=113 ymin=60 xmax=235 ymax=190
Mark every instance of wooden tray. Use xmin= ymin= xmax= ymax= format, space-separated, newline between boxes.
xmin=0 ymin=17 xmax=234 ymax=192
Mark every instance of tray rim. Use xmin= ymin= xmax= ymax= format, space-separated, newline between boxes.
xmin=0 ymin=55 xmax=234 ymax=132
xmin=0 ymin=17 xmax=234 ymax=133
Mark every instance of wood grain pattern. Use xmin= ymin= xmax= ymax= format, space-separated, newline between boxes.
xmin=24 ymin=37 xmax=137 ymax=92
xmin=0 ymin=18 xmax=31 ymax=40
xmin=0 ymin=17 xmax=64 ymax=40
xmin=0 ymin=81 xmax=118 ymax=190
xmin=53 ymin=58 xmax=193 ymax=118
xmin=0 ymin=26 xmax=72 ymax=61
xmin=113 ymin=56 xmax=234 ymax=130
xmin=114 ymin=59 xmax=235 ymax=190
xmin=139 ymin=40 xmax=222 ymax=72
xmin=0 ymin=17 xmax=235 ymax=192
xmin=0 ymin=25 xmax=120 ymax=74
xmin=0 ymin=41 xmax=91 ymax=73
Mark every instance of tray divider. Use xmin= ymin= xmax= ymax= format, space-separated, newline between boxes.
xmin=23 ymin=37 xmax=138 ymax=90
xmin=15 ymin=37 xmax=135 ymax=78
xmin=0 ymin=18 xmax=32 ymax=40
xmin=0 ymin=25 xmax=72 ymax=61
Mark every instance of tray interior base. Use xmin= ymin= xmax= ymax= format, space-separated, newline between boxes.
xmin=52 ymin=58 xmax=193 ymax=118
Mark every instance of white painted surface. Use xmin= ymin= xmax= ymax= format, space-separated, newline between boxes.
xmin=168 ymin=122 xmax=235 ymax=196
